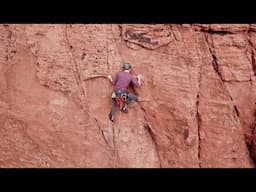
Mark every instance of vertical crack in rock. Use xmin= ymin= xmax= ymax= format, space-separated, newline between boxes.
xmin=170 ymin=25 xmax=179 ymax=41
xmin=251 ymin=44 xmax=256 ymax=76
xmin=248 ymin=26 xmax=256 ymax=76
xmin=247 ymin=25 xmax=256 ymax=165
xmin=93 ymin=118 xmax=112 ymax=150
xmin=192 ymin=27 xmax=204 ymax=167
xmin=62 ymin=25 xmax=89 ymax=112
xmin=118 ymin=24 xmax=123 ymax=41
xmin=108 ymin=113 xmax=120 ymax=168
xmin=137 ymin=101 xmax=162 ymax=168
xmin=233 ymin=105 xmax=240 ymax=117
xmin=111 ymin=115 xmax=120 ymax=168
xmin=205 ymin=31 xmax=255 ymax=166
xmin=110 ymin=121 xmax=118 ymax=160
xmin=196 ymin=58 xmax=203 ymax=168
xmin=94 ymin=117 xmax=120 ymax=168
xmin=204 ymin=33 xmax=223 ymax=81
xmin=106 ymin=25 xmax=119 ymax=167
xmin=62 ymin=25 xmax=121 ymax=166
xmin=204 ymin=33 xmax=240 ymax=118
xmin=83 ymin=78 xmax=119 ymax=167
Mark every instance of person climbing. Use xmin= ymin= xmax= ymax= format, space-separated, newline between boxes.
xmin=107 ymin=63 xmax=141 ymax=122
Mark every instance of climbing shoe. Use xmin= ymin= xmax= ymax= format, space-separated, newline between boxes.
xmin=109 ymin=113 xmax=114 ymax=122
xmin=120 ymin=107 xmax=128 ymax=113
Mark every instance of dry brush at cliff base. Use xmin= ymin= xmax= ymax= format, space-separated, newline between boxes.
xmin=0 ymin=24 xmax=255 ymax=168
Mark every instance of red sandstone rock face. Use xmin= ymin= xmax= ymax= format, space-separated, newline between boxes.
xmin=0 ymin=24 xmax=255 ymax=167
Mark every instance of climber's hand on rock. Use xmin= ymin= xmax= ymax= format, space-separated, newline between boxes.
xmin=107 ymin=75 xmax=112 ymax=82
xmin=137 ymin=74 xmax=142 ymax=86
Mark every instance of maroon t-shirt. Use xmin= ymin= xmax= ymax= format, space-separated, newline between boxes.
xmin=112 ymin=71 xmax=139 ymax=91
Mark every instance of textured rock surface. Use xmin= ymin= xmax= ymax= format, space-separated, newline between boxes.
xmin=0 ymin=24 xmax=255 ymax=167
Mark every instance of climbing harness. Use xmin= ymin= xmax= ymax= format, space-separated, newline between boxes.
xmin=110 ymin=90 xmax=129 ymax=115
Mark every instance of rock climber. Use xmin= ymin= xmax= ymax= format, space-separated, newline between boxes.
xmin=107 ymin=63 xmax=141 ymax=122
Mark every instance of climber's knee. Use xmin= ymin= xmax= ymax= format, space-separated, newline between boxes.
xmin=127 ymin=93 xmax=137 ymax=105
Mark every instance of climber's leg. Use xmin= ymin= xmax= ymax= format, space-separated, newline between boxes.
xmin=127 ymin=92 xmax=137 ymax=106
xmin=109 ymin=98 xmax=116 ymax=121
